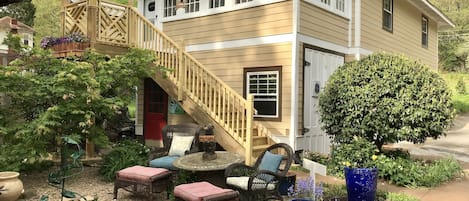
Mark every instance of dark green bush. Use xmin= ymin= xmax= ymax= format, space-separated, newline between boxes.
xmin=319 ymin=53 xmax=454 ymax=150
xmin=99 ymin=140 xmax=149 ymax=181
xmin=456 ymin=78 xmax=467 ymax=95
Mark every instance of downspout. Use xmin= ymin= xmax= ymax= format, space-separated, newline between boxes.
xmin=354 ymin=0 xmax=361 ymax=60
xmin=290 ymin=0 xmax=300 ymax=149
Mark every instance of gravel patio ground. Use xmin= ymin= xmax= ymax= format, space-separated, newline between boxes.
xmin=18 ymin=165 xmax=159 ymax=201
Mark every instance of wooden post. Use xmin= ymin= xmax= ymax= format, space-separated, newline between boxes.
xmin=128 ymin=0 xmax=134 ymax=6
xmin=245 ymin=94 xmax=254 ymax=165
xmin=87 ymin=0 xmax=98 ymax=48
xmin=60 ymin=0 xmax=70 ymax=36
xmin=177 ymin=41 xmax=185 ymax=101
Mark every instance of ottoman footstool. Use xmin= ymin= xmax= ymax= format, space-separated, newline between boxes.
xmin=113 ymin=165 xmax=172 ymax=200
xmin=174 ymin=181 xmax=239 ymax=201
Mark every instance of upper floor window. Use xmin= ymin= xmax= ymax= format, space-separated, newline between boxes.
xmin=236 ymin=0 xmax=253 ymax=4
xmin=422 ymin=16 xmax=428 ymax=48
xmin=305 ymin=0 xmax=349 ymax=18
xmin=210 ymin=0 xmax=225 ymax=8
xmin=164 ymin=0 xmax=176 ymax=17
xmin=382 ymin=0 xmax=393 ymax=32
xmin=185 ymin=0 xmax=200 ymax=13
xmin=244 ymin=67 xmax=282 ymax=120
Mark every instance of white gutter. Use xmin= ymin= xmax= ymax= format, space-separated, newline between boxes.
xmin=421 ymin=0 xmax=455 ymax=28
xmin=354 ymin=0 xmax=361 ymax=60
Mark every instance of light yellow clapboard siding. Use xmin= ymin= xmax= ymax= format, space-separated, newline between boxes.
xmin=299 ymin=1 xmax=349 ymax=47
xmin=361 ymin=0 xmax=438 ymax=69
xmin=189 ymin=42 xmax=292 ymax=135
xmin=163 ymin=1 xmax=293 ymax=45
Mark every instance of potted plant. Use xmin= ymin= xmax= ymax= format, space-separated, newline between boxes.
xmin=287 ymin=176 xmax=324 ymax=201
xmin=333 ymin=137 xmax=379 ymax=201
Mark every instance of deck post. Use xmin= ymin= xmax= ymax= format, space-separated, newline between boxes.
xmin=87 ymin=0 xmax=99 ymax=48
xmin=60 ymin=0 xmax=69 ymax=36
xmin=177 ymin=41 xmax=185 ymax=101
xmin=245 ymin=94 xmax=254 ymax=165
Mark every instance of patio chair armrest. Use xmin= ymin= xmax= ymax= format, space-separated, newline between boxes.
xmin=148 ymin=148 xmax=168 ymax=160
xmin=225 ymin=163 xmax=256 ymax=177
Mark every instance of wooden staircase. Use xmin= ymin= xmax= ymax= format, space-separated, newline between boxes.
xmin=61 ymin=0 xmax=273 ymax=164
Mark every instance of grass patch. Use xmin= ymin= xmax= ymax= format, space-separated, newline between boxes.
xmin=439 ymin=72 xmax=469 ymax=114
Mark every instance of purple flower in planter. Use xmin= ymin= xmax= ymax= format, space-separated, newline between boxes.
xmin=287 ymin=176 xmax=323 ymax=200
xmin=40 ymin=33 xmax=89 ymax=49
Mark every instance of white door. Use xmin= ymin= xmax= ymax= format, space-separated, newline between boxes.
xmin=143 ymin=0 xmax=162 ymax=30
xmin=299 ymin=48 xmax=344 ymax=154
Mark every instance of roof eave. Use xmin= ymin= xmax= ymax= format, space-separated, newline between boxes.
xmin=407 ymin=0 xmax=455 ymax=30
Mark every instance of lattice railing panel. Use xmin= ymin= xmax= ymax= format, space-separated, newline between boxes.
xmin=98 ymin=2 xmax=128 ymax=45
xmin=65 ymin=2 xmax=87 ymax=35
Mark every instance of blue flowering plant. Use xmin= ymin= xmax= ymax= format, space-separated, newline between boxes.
xmin=40 ymin=33 xmax=89 ymax=48
xmin=288 ymin=176 xmax=324 ymax=201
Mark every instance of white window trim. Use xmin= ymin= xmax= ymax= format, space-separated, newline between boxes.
xmin=422 ymin=16 xmax=428 ymax=48
xmin=303 ymin=0 xmax=351 ymax=19
xmin=383 ymin=0 xmax=393 ymax=31
xmin=246 ymin=70 xmax=280 ymax=118
xmin=159 ymin=0 xmax=287 ymax=22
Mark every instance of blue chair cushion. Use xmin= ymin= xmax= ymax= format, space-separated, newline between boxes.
xmin=258 ymin=151 xmax=283 ymax=182
xmin=149 ymin=156 xmax=179 ymax=170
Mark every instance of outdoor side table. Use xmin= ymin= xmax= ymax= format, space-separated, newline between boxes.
xmin=173 ymin=151 xmax=244 ymax=187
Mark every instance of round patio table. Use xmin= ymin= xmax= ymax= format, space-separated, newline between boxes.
xmin=173 ymin=151 xmax=244 ymax=187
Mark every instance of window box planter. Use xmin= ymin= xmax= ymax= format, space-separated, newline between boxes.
xmin=50 ymin=42 xmax=90 ymax=58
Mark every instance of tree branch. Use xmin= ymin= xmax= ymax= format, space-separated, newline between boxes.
xmin=0 ymin=0 xmax=23 ymax=7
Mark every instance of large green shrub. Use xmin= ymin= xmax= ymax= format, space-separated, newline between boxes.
xmin=319 ymin=53 xmax=454 ymax=150
xmin=99 ymin=140 xmax=150 ymax=181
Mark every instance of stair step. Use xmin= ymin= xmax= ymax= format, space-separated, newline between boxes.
xmin=253 ymin=136 xmax=268 ymax=146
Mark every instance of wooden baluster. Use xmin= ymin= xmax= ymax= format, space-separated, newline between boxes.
xmin=177 ymin=42 xmax=184 ymax=101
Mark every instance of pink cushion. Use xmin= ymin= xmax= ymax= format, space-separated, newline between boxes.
xmin=174 ymin=182 xmax=236 ymax=201
xmin=117 ymin=165 xmax=169 ymax=183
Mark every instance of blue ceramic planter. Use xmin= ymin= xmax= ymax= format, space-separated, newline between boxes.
xmin=344 ymin=167 xmax=378 ymax=201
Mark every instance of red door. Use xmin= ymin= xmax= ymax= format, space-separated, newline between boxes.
xmin=144 ymin=78 xmax=168 ymax=141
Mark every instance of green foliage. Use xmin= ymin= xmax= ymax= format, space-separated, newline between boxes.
xmin=0 ymin=0 xmax=36 ymax=26
xmin=0 ymin=39 xmax=157 ymax=171
xmin=99 ymin=140 xmax=150 ymax=181
xmin=319 ymin=53 xmax=455 ymax=150
xmin=374 ymin=155 xmax=463 ymax=187
xmin=321 ymin=184 xmax=389 ymax=201
xmin=440 ymin=73 xmax=469 ymax=113
xmin=438 ymin=34 xmax=468 ymax=72
xmin=456 ymin=78 xmax=467 ymax=94
xmin=32 ymin=0 xmax=61 ymax=47
xmin=387 ymin=192 xmax=420 ymax=201
xmin=327 ymin=137 xmax=378 ymax=178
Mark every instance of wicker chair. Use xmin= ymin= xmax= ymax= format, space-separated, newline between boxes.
xmin=224 ymin=143 xmax=294 ymax=201
xmin=148 ymin=123 xmax=201 ymax=170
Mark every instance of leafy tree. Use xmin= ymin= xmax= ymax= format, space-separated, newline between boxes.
xmin=0 ymin=37 xmax=157 ymax=171
xmin=32 ymin=0 xmax=61 ymax=47
xmin=430 ymin=0 xmax=469 ymax=72
xmin=319 ymin=53 xmax=455 ymax=151
xmin=0 ymin=0 xmax=35 ymax=26
xmin=0 ymin=0 xmax=23 ymax=8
